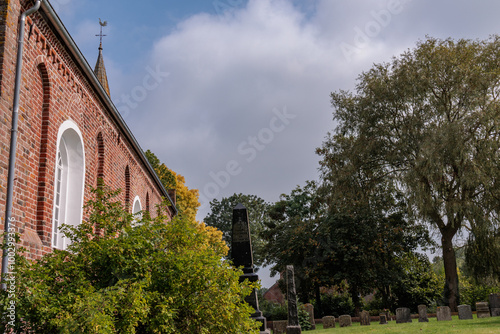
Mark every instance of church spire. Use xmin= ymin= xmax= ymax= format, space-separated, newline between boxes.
xmin=94 ymin=19 xmax=110 ymax=96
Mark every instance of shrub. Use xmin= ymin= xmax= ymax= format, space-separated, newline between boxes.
xmin=318 ymin=291 xmax=355 ymax=317
xmin=260 ymin=300 xmax=287 ymax=321
xmin=460 ymin=279 xmax=500 ymax=310
xmin=298 ymin=305 xmax=312 ymax=330
xmin=0 ymin=187 xmax=260 ymax=333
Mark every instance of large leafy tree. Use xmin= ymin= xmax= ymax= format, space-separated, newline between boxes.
xmin=317 ymin=36 xmax=500 ymax=311
xmin=1 ymin=187 xmax=260 ymax=333
xmin=145 ymin=149 xmax=200 ymax=221
xmin=204 ymin=193 xmax=270 ymax=268
xmin=263 ymin=181 xmax=431 ymax=316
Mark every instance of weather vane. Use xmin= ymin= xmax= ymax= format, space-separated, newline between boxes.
xmin=96 ymin=18 xmax=107 ymax=46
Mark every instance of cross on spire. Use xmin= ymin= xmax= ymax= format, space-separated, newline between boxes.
xmin=94 ymin=18 xmax=110 ymax=96
xmin=96 ymin=18 xmax=107 ymax=48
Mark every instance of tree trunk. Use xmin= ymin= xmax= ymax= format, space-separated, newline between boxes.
xmin=380 ymin=285 xmax=391 ymax=310
xmin=315 ymin=284 xmax=323 ymax=318
xmin=351 ymin=287 xmax=361 ymax=317
xmin=441 ymin=228 xmax=459 ymax=312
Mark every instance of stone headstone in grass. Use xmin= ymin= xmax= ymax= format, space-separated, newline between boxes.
xmin=272 ymin=320 xmax=287 ymax=334
xmin=286 ymin=265 xmax=301 ymax=334
xmin=303 ymin=303 xmax=316 ymax=329
xmin=437 ymin=306 xmax=452 ymax=321
xmin=360 ymin=310 xmax=371 ymax=325
xmin=322 ymin=316 xmax=335 ymax=328
xmin=396 ymin=308 xmax=412 ymax=323
xmin=379 ymin=313 xmax=388 ymax=324
xmin=418 ymin=304 xmax=429 ymax=322
xmin=339 ymin=315 xmax=352 ymax=327
xmin=476 ymin=302 xmax=491 ymax=318
xmin=489 ymin=293 xmax=500 ymax=317
xmin=458 ymin=305 xmax=473 ymax=320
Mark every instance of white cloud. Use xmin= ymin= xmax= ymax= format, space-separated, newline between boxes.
xmin=116 ymin=0 xmax=500 ymax=222
xmin=120 ymin=0 xmax=348 ymax=218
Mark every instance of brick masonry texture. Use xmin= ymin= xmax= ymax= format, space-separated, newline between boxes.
xmin=0 ymin=0 xmax=173 ymax=260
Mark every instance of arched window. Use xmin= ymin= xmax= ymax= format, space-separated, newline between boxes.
xmin=132 ymin=195 xmax=142 ymax=221
xmin=145 ymin=192 xmax=150 ymax=214
xmin=52 ymin=120 xmax=85 ymax=249
xmin=35 ymin=63 xmax=51 ymax=243
xmin=125 ymin=165 xmax=130 ymax=209
xmin=97 ymin=132 xmax=104 ymax=187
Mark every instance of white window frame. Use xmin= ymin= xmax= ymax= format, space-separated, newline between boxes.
xmin=132 ymin=195 xmax=142 ymax=223
xmin=51 ymin=120 xmax=85 ymax=249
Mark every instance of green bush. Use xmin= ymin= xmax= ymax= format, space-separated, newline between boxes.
xmin=318 ymin=291 xmax=355 ymax=317
xmin=460 ymin=280 xmax=500 ymax=310
xmin=298 ymin=306 xmax=312 ymax=330
xmin=259 ymin=298 xmax=312 ymax=330
xmin=0 ymin=187 xmax=260 ymax=333
xmin=260 ymin=299 xmax=287 ymax=321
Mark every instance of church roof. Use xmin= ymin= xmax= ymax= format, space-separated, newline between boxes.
xmin=39 ymin=1 xmax=177 ymax=215
xmin=94 ymin=43 xmax=110 ymax=96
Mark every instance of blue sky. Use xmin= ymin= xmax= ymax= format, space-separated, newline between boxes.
xmin=52 ymin=0 xmax=500 ymax=287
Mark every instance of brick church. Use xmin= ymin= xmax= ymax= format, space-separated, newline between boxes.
xmin=0 ymin=0 xmax=176 ymax=260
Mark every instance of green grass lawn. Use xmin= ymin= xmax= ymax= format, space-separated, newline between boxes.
xmin=300 ymin=316 xmax=500 ymax=334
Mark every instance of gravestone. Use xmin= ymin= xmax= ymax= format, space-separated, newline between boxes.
xmin=489 ymin=293 xmax=500 ymax=317
xmin=476 ymin=302 xmax=491 ymax=318
xmin=436 ymin=306 xmax=452 ymax=321
xmin=458 ymin=305 xmax=473 ymax=320
xmin=396 ymin=308 xmax=412 ymax=323
xmin=360 ymin=310 xmax=371 ymax=325
xmin=231 ymin=204 xmax=270 ymax=333
xmin=322 ymin=316 xmax=335 ymax=328
xmin=379 ymin=313 xmax=388 ymax=324
xmin=418 ymin=305 xmax=428 ymax=322
xmin=339 ymin=315 xmax=352 ymax=327
xmin=303 ymin=303 xmax=316 ymax=329
xmin=286 ymin=265 xmax=301 ymax=334
xmin=272 ymin=320 xmax=287 ymax=334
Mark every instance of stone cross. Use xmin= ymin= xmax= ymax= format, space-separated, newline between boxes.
xmin=286 ymin=265 xmax=301 ymax=334
xmin=231 ymin=203 xmax=269 ymax=333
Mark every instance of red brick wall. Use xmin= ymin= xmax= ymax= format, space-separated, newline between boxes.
xmin=0 ymin=0 xmax=173 ymax=259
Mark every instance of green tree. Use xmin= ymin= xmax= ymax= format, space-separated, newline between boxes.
xmin=263 ymin=181 xmax=431 ymax=316
xmin=262 ymin=181 xmax=325 ymax=304
xmin=0 ymin=187 xmax=260 ymax=333
xmin=318 ymin=209 xmax=430 ymax=315
xmin=204 ymin=193 xmax=270 ymax=268
xmin=317 ymin=36 xmax=500 ymax=311
xmin=465 ymin=224 xmax=500 ymax=283
xmin=145 ymin=149 xmax=200 ymax=221
xmin=391 ymin=253 xmax=442 ymax=312
xmin=144 ymin=149 xmax=176 ymax=189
